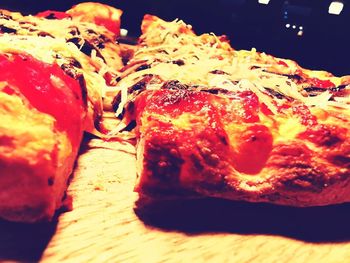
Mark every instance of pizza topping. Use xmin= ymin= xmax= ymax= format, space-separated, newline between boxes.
xmin=308 ymin=78 xmax=335 ymax=89
xmin=298 ymin=124 xmax=346 ymax=147
xmin=0 ymin=9 xmax=122 ymax=72
xmin=66 ymin=2 xmax=122 ymax=36
xmin=0 ymin=34 xmax=111 ymax=118
xmin=162 ymin=80 xmax=189 ymax=90
xmin=0 ymin=54 xmax=85 ymax=147
xmin=36 ymin=11 xmax=71 ymax=20
xmin=232 ymin=124 xmax=273 ymax=174
xmin=112 ymin=15 xmax=349 ymax=119
xmin=136 ymin=64 xmax=151 ymax=71
xmin=237 ymin=91 xmax=260 ymax=123
xmin=260 ymin=103 xmax=274 ymax=116
xmin=0 ymin=11 xmax=12 ymax=20
xmin=0 ymin=24 xmax=16 ymax=33
xmin=292 ymin=104 xmax=318 ymax=126
xmin=277 ymin=60 xmax=288 ymax=67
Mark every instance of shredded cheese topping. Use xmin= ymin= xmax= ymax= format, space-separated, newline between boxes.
xmin=115 ymin=17 xmax=350 ymax=116
xmin=0 ymin=13 xmax=120 ymax=96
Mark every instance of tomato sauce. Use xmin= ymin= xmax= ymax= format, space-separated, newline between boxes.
xmin=238 ymin=91 xmax=260 ymax=122
xmin=233 ymin=124 xmax=273 ymax=174
xmin=137 ymin=89 xmax=273 ymax=175
xmin=298 ymin=124 xmax=345 ymax=147
xmin=36 ymin=11 xmax=71 ymax=20
xmin=308 ymin=78 xmax=335 ymax=89
xmin=277 ymin=60 xmax=288 ymax=67
xmin=292 ymin=104 xmax=317 ymax=126
xmin=0 ymin=54 xmax=85 ymax=147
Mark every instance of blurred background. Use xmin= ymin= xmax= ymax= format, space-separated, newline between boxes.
xmin=1 ymin=0 xmax=349 ymax=76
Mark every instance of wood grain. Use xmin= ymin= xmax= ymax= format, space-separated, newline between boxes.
xmin=1 ymin=137 xmax=350 ymax=262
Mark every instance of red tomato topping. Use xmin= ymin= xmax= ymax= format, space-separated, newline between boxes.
xmin=143 ymin=89 xmax=209 ymax=118
xmin=93 ymin=17 xmax=118 ymax=35
xmin=308 ymin=78 xmax=335 ymax=89
xmin=0 ymin=54 xmax=85 ymax=147
xmin=260 ymin=103 xmax=273 ymax=116
xmin=2 ymin=85 xmax=16 ymax=95
xmin=277 ymin=102 xmax=291 ymax=112
xmin=238 ymin=91 xmax=260 ymax=123
xmin=298 ymin=124 xmax=345 ymax=147
xmin=277 ymin=60 xmax=288 ymax=67
xmin=292 ymin=104 xmax=317 ymax=126
xmin=233 ymin=124 xmax=273 ymax=174
xmin=36 ymin=10 xmax=71 ymax=20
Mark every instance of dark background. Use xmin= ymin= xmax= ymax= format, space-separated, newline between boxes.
xmin=1 ymin=0 xmax=349 ymax=76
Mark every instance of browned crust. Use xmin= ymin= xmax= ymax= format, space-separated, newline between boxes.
xmin=0 ymin=89 xmax=81 ymax=222
xmin=137 ymin=136 xmax=350 ymax=207
xmin=134 ymin=90 xmax=350 ymax=207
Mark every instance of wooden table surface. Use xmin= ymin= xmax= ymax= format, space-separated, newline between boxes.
xmin=1 ymin=137 xmax=350 ymax=263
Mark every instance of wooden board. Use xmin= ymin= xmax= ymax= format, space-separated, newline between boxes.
xmin=1 ymin=137 xmax=350 ymax=262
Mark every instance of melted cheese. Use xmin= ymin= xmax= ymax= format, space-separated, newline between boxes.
xmin=115 ymin=17 xmax=349 ymax=116
xmin=0 ymin=13 xmax=120 ymax=98
xmin=0 ymin=34 xmax=114 ymax=136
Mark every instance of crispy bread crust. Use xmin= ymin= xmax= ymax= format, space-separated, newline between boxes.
xmin=0 ymin=92 xmax=81 ymax=222
xmin=134 ymin=89 xmax=350 ymax=207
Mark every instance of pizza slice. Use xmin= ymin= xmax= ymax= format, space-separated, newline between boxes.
xmin=113 ymin=15 xmax=350 ymax=206
xmin=0 ymin=3 xmax=123 ymax=222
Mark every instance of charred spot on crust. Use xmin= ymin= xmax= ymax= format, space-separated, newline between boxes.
xmin=84 ymin=29 xmax=110 ymax=48
xmin=160 ymin=88 xmax=192 ymax=106
xmin=265 ymin=87 xmax=285 ymax=99
xmin=268 ymin=143 xmax=337 ymax=192
xmin=302 ymin=86 xmax=347 ymax=97
xmin=172 ymin=59 xmax=185 ymax=66
xmin=267 ymin=143 xmax=312 ymax=168
xmin=44 ymin=12 xmax=63 ymax=20
xmin=112 ymin=94 xmax=122 ymax=114
xmin=68 ymin=37 xmax=94 ymax=56
xmin=131 ymin=76 xmax=153 ymax=92
xmin=48 ymin=177 xmax=55 ymax=186
xmin=95 ymin=36 xmax=107 ymax=49
xmin=69 ymin=26 xmax=80 ymax=36
xmin=330 ymin=85 xmax=347 ymax=92
xmin=120 ymin=120 xmax=136 ymax=132
xmin=210 ymin=69 xmax=228 ymax=75
xmin=328 ymin=155 xmax=350 ymax=168
xmin=37 ymin=31 xmax=54 ymax=38
xmin=281 ymin=168 xmax=326 ymax=193
xmin=300 ymin=125 xmax=345 ymax=147
xmin=136 ymin=64 xmax=151 ymax=71
xmin=304 ymin=87 xmax=327 ymax=93
xmin=200 ymin=87 xmax=235 ymax=97
xmin=145 ymin=139 xmax=184 ymax=183
xmin=60 ymin=64 xmax=80 ymax=79
xmin=77 ymin=74 xmax=88 ymax=108
xmin=115 ymin=101 xmax=134 ymax=120
xmin=203 ymin=89 xmax=219 ymax=95
xmin=283 ymin=73 xmax=303 ymax=83
xmin=86 ymin=29 xmax=96 ymax=34
xmin=158 ymin=81 xmax=197 ymax=106
xmin=0 ymin=11 xmax=12 ymax=20
xmin=60 ymin=61 xmax=88 ymax=107
xmin=68 ymin=37 xmax=105 ymax=59
xmin=161 ymin=80 xmax=189 ymax=90
xmin=112 ymin=75 xmax=154 ymax=113
xmin=190 ymin=154 xmax=204 ymax=171
xmin=0 ymin=25 xmax=16 ymax=34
